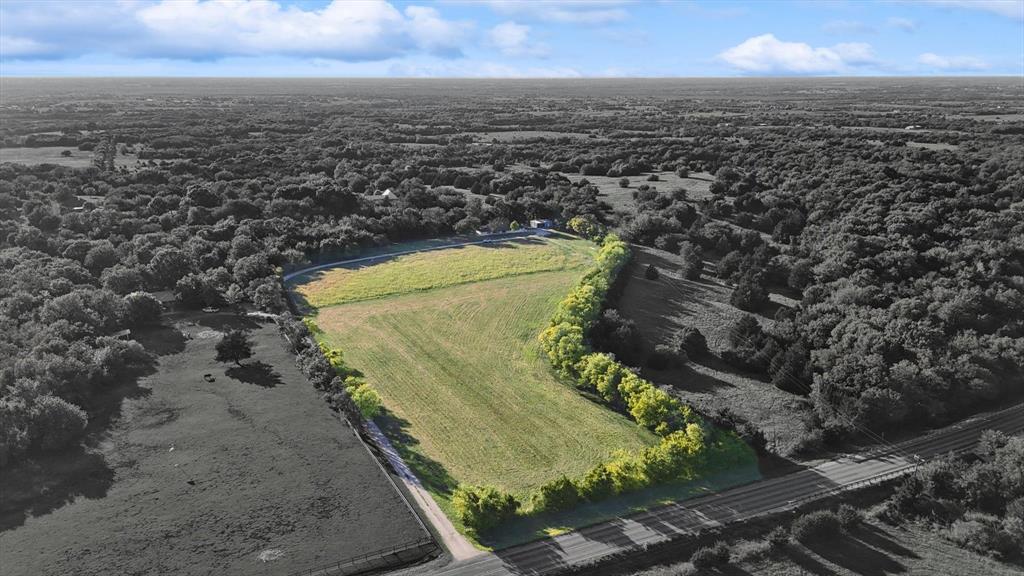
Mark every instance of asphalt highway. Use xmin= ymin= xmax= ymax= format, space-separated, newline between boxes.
xmin=424 ymin=403 xmax=1024 ymax=576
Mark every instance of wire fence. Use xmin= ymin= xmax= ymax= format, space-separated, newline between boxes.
xmin=284 ymin=537 xmax=437 ymax=576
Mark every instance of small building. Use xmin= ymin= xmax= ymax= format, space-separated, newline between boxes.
xmin=112 ymin=328 xmax=132 ymax=340
xmin=379 ymin=189 xmax=395 ymax=199
xmin=530 ymin=219 xmax=553 ymax=229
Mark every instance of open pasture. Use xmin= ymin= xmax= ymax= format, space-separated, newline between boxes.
xmin=0 ymin=314 xmax=425 ymax=576
xmin=296 ymin=237 xmax=669 ymax=532
xmin=292 ymin=235 xmax=594 ymax=309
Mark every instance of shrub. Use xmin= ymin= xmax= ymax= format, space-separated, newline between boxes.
xmin=791 ymin=510 xmax=841 ymax=543
xmin=766 ymin=526 xmax=790 ymax=554
xmin=947 ymin=514 xmax=1018 ymax=559
xmin=578 ymin=464 xmax=617 ymax=501
xmin=619 ymin=177 xmax=630 ymax=188
xmin=690 ymin=541 xmax=730 ymax=569
xmin=837 ymin=504 xmax=863 ymax=530
xmin=532 ymin=475 xmax=582 ymax=512
xmin=673 ymin=326 xmax=707 ymax=358
xmin=452 ymin=485 xmax=519 ymax=534
xmin=645 ymin=264 xmax=659 ymax=280
xmin=647 ymin=174 xmax=660 ymax=182
xmin=29 ymin=395 xmax=88 ymax=452
xmin=349 ymin=385 xmax=382 ymax=419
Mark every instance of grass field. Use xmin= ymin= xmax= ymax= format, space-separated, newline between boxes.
xmin=0 ymin=146 xmax=138 ymax=168
xmin=294 ymin=236 xmax=691 ymax=538
xmin=0 ymin=314 xmax=425 ymax=576
xmin=293 ymin=236 xmax=594 ymax=308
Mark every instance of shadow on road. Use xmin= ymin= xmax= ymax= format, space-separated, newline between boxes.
xmin=495 ymin=537 xmax=567 ymax=576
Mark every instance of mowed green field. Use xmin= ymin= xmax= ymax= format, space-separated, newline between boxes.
xmin=298 ymin=237 xmax=660 ymax=506
xmin=294 ymin=236 xmax=594 ymax=308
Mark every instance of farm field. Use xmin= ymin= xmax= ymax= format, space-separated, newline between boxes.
xmin=616 ymin=245 xmax=811 ymax=455
xmin=0 ymin=146 xmax=137 ymax=168
xmin=298 ymin=236 xmax=736 ymax=541
xmin=299 ymin=236 xmax=760 ymax=546
xmin=0 ymin=314 xmax=425 ymax=576
xmin=293 ymin=235 xmax=593 ymax=308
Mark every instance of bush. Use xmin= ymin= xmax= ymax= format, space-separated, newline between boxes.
xmin=673 ymin=326 xmax=707 ymax=358
xmin=349 ymin=384 xmax=382 ymax=419
xmin=29 ymin=395 xmax=88 ymax=452
xmin=619 ymin=177 xmax=630 ymax=188
xmin=947 ymin=515 xmax=1018 ymax=559
xmin=452 ymin=485 xmax=519 ymax=534
xmin=532 ymin=475 xmax=582 ymax=512
xmin=791 ymin=510 xmax=841 ymax=543
xmin=690 ymin=541 xmax=730 ymax=569
xmin=837 ymin=504 xmax=863 ymax=530
xmin=645 ymin=264 xmax=659 ymax=280
xmin=766 ymin=526 xmax=790 ymax=554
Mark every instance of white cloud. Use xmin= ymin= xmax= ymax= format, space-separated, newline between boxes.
xmin=919 ymin=1 xmax=1023 ymax=21
xmin=886 ymin=17 xmax=918 ymax=32
xmin=718 ymin=34 xmax=876 ymax=74
xmin=487 ymin=21 xmax=548 ymax=57
xmin=918 ymin=52 xmax=990 ymax=70
xmin=0 ymin=35 xmax=53 ymax=58
xmin=481 ymin=1 xmax=628 ymax=25
xmin=2 ymin=0 xmax=472 ymax=61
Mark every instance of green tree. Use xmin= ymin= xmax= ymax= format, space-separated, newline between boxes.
xmin=532 ymin=475 xmax=582 ymax=512
xmin=452 ymin=485 xmax=519 ymax=534
xmin=350 ymin=385 xmax=382 ymax=419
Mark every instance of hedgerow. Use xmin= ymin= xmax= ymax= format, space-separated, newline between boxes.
xmin=523 ymin=234 xmax=755 ymax=523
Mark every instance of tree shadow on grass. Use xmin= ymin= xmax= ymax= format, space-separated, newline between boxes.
xmin=225 ymin=360 xmax=282 ymax=388
xmin=131 ymin=323 xmax=187 ymax=356
xmin=805 ymin=536 xmax=907 ymax=576
xmin=786 ymin=546 xmax=842 ymax=576
xmin=0 ymin=446 xmax=114 ymax=532
xmin=0 ymin=370 xmax=152 ymax=533
xmin=856 ymin=525 xmax=921 ymax=560
xmin=376 ymin=410 xmax=457 ymax=499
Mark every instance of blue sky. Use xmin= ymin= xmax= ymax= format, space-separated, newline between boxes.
xmin=1 ymin=1 xmax=1021 ymax=77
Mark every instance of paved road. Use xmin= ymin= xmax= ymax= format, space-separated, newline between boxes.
xmin=419 ymin=403 xmax=1024 ymax=576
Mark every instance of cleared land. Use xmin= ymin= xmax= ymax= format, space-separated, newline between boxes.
xmin=0 ymin=314 xmax=425 ymax=576
xmin=295 ymin=236 xmax=719 ymax=542
xmin=0 ymin=146 xmax=137 ymax=168
xmin=293 ymin=236 xmax=593 ymax=308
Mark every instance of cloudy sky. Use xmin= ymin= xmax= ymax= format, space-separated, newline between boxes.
xmin=1 ymin=0 xmax=1021 ymax=77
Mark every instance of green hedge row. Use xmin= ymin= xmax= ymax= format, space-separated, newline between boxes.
xmin=455 ymin=235 xmax=754 ymax=536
